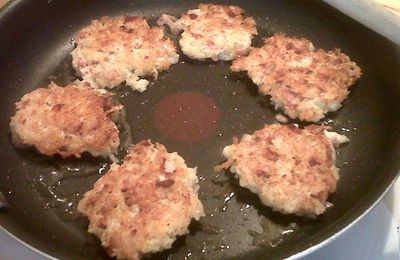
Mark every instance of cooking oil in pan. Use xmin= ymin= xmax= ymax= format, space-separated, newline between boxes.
xmin=24 ymin=106 xmax=133 ymax=222
xmin=16 ymin=54 xmax=346 ymax=259
xmin=248 ymin=219 xmax=298 ymax=248
xmin=26 ymin=162 xmax=110 ymax=221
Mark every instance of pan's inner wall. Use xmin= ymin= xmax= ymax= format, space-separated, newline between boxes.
xmin=0 ymin=1 xmax=399 ymax=259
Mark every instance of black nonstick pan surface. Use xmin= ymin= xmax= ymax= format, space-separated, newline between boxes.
xmin=0 ymin=0 xmax=399 ymax=259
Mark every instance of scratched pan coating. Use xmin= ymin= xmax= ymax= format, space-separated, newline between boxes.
xmin=0 ymin=1 xmax=399 ymax=259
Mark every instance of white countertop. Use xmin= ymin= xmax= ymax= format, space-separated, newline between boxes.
xmin=324 ymin=0 xmax=400 ymax=44
xmin=384 ymin=178 xmax=400 ymax=223
xmin=307 ymin=178 xmax=400 ymax=260
xmin=304 ymin=180 xmax=400 ymax=260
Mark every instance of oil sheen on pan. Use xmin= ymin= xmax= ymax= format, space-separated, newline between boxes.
xmin=153 ymin=91 xmax=222 ymax=142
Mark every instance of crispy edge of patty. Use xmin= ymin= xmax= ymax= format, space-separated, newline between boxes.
xmin=78 ymin=140 xmax=205 ymax=259
xmin=72 ymin=16 xmax=179 ymax=91
xmin=215 ymin=124 xmax=349 ymax=217
xmin=231 ymin=33 xmax=362 ymax=121
xmin=158 ymin=3 xmax=257 ymax=61
xmin=10 ymin=81 xmax=121 ymax=158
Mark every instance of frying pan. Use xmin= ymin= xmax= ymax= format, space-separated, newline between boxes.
xmin=0 ymin=0 xmax=399 ymax=259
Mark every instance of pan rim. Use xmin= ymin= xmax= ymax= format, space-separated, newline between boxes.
xmin=1 ymin=175 xmax=398 ymax=259
xmin=0 ymin=225 xmax=56 ymax=260
xmin=288 ymin=175 xmax=400 ymax=259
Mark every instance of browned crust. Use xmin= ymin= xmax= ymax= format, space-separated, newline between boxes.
xmin=158 ymin=3 xmax=257 ymax=61
xmin=180 ymin=3 xmax=257 ymax=35
xmin=231 ymin=33 xmax=362 ymax=121
xmin=72 ymin=16 xmax=178 ymax=88
xmin=78 ymin=140 xmax=204 ymax=259
xmin=218 ymin=124 xmax=342 ymax=217
xmin=10 ymin=82 xmax=120 ymax=158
